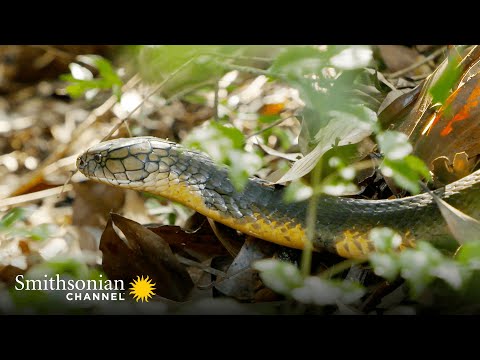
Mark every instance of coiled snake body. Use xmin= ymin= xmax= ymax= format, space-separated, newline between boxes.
xmin=77 ymin=137 xmax=480 ymax=259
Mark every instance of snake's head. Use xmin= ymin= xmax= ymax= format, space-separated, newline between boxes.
xmin=76 ymin=136 xmax=181 ymax=189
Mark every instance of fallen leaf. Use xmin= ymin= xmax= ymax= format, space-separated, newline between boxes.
xmin=259 ymin=103 xmax=285 ymax=116
xmin=426 ymin=189 xmax=480 ymax=244
xmin=431 ymin=152 xmax=476 ymax=187
xmin=276 ymin=108 xmax=375 ymax=184
xmin=72 ymin=182 xmax=125 ymax=227
xmin=100 ymin=213 xmax=193 ymax=302
xmin=0 ymin=265 xmax=25 ymax=285
xmin=147 ymin=222 xmax=230 ymax=262
xmin=214 ymin=237 xmax=279 ymax=301
xmin=378 ymin=45 xmax=426 ymax=74
xmin=414 ymin=72 xmax=480 ymax=168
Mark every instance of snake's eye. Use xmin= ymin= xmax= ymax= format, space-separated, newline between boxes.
xmin=93 ymin=154 xmax=102 ymax=163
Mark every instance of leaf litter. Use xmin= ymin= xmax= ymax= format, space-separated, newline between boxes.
xmin=1 ymin=45 xmax=480 ymax=314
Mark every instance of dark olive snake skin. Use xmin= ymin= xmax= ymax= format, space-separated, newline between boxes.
xmin=76 ymin=137 xmax=480 ymax=258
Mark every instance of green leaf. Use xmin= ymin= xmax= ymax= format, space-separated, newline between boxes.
xmin=291 ymin=277 xmax=365 ymax=306
xmin=430 ymin=261 xmax=464 ymax=290
xmin=183 ymin=121 xmax=261 ymax=191
xmin=137 ymin=45 xmax=249 ymax=96
xmin=369 ymin=253 xmax=400 ymax=281
xmin=397 ymin=242 xmax=461 ymax=297
xmin=210 ymin=122 xmax=244 ymax=149
xmin=275 ymin=106 xmax=376 ymax=184
xmin=380 ymin=155 xmax=431 ymax=194
xmin=321 ymin=176 xmax=358 ymax=196
xmin=429 ymin=54 xmax=462 ymax=105
xmin=283 ymin=181 xmax=313 ymax=203
xmin=269 ymin=46 xmax=336 ymax=78
xmin=369 ymin=227 xmax=403 ymax=252
xmin=61 ymin=56 xmax=123 ymax=100
xmin=26 ymin=258 xmax=91 ymax=280
xmin=227 ymin=150 xmax=262 ymax=191
xmin=258 ymin=114 xmax=281 ymax=124
xmin=253 ymin=259 xmax=303 ymax=296
xmin=330 ymin=45 xmax=373 ymax=70
xmin=0 ymin=207 xmax=25 ymax=231
xmin=455 ymin=241 xmax=480 ymax=269
xmin=377 ymin=131 xmax=412 ymax=160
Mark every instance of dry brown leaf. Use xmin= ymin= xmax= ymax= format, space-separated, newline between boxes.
xmin=100 ymin=213 xmax=194 ymax=302
xmin=72 ymin=182 xmax=125 ymax=227
xmin=378 ymin=45 xmax=428 ymax=74
xmin=413 ymin=72 xmax=480 ymax=168
xmin=214 ymin=237 xmax=279 ymax=301
xmin=431 ymin=152 xmax=476 ymax=187
xmin=0 ymin=265 xmax=25 ymax=285
xmin=147 ymin=222 xmax=230 ymax=262
xmin=259 ymin=102 xmax=285 ymax=116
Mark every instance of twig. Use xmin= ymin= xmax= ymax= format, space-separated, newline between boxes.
xmin=175 ymin=254 xmax=227 ymax=277
xmin=247 ymin=114 xmax=296 ymax=139
xmin=164 ymin=80 xmax=214 ymax=105
xmin=212 ymin=60 xmax=276 ymax=78
xmin=0 ymin=185 xmax=73 ymax=208
xmin=387 ymin=46 xmax=447 ymax=79
xmin=8 ymin=74 xmax=141 ymax=198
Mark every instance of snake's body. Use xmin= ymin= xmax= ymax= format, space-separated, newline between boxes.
xmin=77 ymin=137 xmax=480 ymax=258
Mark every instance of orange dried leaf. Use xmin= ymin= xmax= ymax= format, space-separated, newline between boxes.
xmin=259 ymin=103 xmax=285 ymax=116
xmin=414 ymin=72 xmax=480 ymax=168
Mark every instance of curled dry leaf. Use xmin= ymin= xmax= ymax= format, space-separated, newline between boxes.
xmin=427 ymin=190 xmax=480 ymax=244
xmin=414 ymin=72 xmax=480 ymax=169
xmin=214 ymin=237 xmax=280 ymax=301
xmin=431 ymin=152 xmax=476 ymax=187
xmin=100 ymin=213 xmax=193 ymax=302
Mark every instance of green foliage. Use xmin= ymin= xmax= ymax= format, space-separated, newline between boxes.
xmin=0 ymin=208 xmax=26 ymax=231
xmin=12 ymin=224 xmax=55 ymax=241
xmin=183 ymin=121 xmax=262 ymax=191
xmin=370 ymin=227 xmax=402 ymax=252
xmin=376 ymin=131 xmax=412 ymax=160
xmin=253 ymin=258 xmax=365 ymax=306
xmin=456 ymin=242 xmax=480 ymax=269
xmin=0 ymin=207 xmax=54 ymax=241
xmin=137 ymin=45 xmax=278 ymax=96
xmin=61 ymin=55 xmax=123 ymax=100
xmin=429 ymin=53 xmax=462 ymax=105
xmin=368 ymin=227 xmax=475 ymax=298
xmin=253 ymin=259 xmax=303 ymax=296
xmin=377 ymin=131 xmax=431 ymax=194
xmin=291 ymin=277 xmax=365 ymax=306
xmin=283 ymin=181 xmax=313 ymax=203
xmin=8 ymin=259 xmax=106 ymax=314
xmin=270 ymin=46 xmax=378 ymax=184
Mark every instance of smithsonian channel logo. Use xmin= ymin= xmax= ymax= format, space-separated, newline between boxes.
xmin=14 ymin=274 xmax=156 ymax=302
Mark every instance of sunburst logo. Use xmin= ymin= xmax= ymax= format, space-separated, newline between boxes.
xmin=129 ymin=275 xmax=156 ymax=302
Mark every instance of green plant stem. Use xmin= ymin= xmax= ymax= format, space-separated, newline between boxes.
xmin=212 ymin=60 xmax=282 ymax=79
xmin=301 ymin=161 xmax=322 ymax=278
xmin=321 ymin=258 xmax=366 ymax=279
xmin=213 ymin=77 xmax=219 ymax=121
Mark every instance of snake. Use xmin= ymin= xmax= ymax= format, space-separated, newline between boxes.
xmin=76 ymin=136 xmax=480 ymax=259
